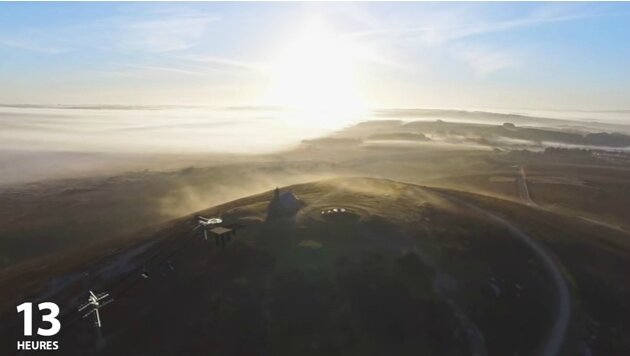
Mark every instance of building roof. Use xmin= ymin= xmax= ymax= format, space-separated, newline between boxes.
xmin=209 ymin=227 xmax=232 ymax=235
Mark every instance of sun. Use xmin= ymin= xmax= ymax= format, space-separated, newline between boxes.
xmin=265 ymin=20 xmax=367 ymax=127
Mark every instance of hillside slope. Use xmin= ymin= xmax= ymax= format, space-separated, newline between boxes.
xmin=2 ymin=178 xmax=629 ymax=355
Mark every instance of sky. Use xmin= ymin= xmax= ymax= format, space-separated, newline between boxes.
xmin=1 ymin=2 xmax=630 ymax=112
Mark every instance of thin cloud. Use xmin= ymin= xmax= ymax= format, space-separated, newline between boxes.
xmin=176 ymin=54 xmax=265 ymax=72
xmin=344 ymin=8 xmax=602 ymax=46
xmin=88 ymin=62 xmax=229 ymax=79
xmin=17 ymin=9 xmax=220 ymax=55
xmin=452 ymin=45 xmax=519 ymax=77
xmin=114 ymin=14 xmax=219 ymax=53
xmin=340 ymin=5 xmax=602 ymax=77
xmin=82 ymin=69 xmax=143 ymax=78
xmin=0 ymin=37 xmax=67 ymax=54
xmin=123 ymin=64 xmax=207 ymax=76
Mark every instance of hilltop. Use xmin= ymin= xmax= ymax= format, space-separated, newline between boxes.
xmin=2 ymin=178 xmax=629 ymax=355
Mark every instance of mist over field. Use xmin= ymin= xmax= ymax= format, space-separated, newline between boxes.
xmin=0 ymin=105 xmax=332 ymax=153
xmin=3 ymin=104 xmax=630 ymax=186
xmin=0 ymin=106 xmax=337 ymax=185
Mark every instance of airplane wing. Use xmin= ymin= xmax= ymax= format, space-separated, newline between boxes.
xmin=193 ymin=224 xmax=201 ymax=231
xmin=96 ymin=292 xmax=109 ymax=301
xmin=198 ymin=216 xmax=210 ymax=221
xmin=78 ymin=302 xmax=91 ymax=312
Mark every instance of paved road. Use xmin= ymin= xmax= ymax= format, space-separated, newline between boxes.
xmin=442 ymin=193 xmax=571 ymax=356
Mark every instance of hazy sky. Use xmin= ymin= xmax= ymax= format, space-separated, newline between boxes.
xmin=1 ymin=2 xmax=629 ymax=111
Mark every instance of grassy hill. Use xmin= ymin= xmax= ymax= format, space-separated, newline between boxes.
xmin=1 ymin=177 xmax=629 ymax=355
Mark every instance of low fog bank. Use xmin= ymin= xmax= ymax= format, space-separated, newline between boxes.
xmin=0 ymin=106 xmax=334 ymax=156
xmin=2 ymin=105 xmax=629 ymax=186
xmin=0 ymin=106 xmax=338 ymax=185
xmin=0 ymin=149 xmax=239 ymax=186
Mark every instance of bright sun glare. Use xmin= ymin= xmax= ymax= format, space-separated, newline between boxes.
xmin=266 ymin=20 xmax=367 ymax=127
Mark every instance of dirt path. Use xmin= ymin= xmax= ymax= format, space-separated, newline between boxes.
xmin=517 ymin=166 xmax=536 ymax=206
xmin=445 ymin=194 xmax=571 ymax=356
xmin=517 ymin=166 xmax=628 ymax=234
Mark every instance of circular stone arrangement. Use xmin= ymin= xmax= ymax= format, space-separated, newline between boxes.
xmin=320 ymin=207 xmax=348 ymax=215
xmin=319 ymin=207 xmax=361 ymax=223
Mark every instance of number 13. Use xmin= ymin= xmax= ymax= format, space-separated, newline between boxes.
xmin=17 ymin=302 xmax=61 ymax=336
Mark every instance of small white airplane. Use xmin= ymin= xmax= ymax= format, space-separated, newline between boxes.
xmin=78 ymin=290 xmax=113 ymax=328
xmin=193 ymin=216 xmax=223 ymax=240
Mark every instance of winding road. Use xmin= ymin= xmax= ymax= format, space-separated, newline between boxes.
xmin=440 ymin=192 xmax=571 ymax=356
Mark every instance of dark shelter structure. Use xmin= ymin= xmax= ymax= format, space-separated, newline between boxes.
xmin=266 ymin=187 xmax=305 ymax=220
xmin=209 ymin=226 xmax=233 ymax=248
